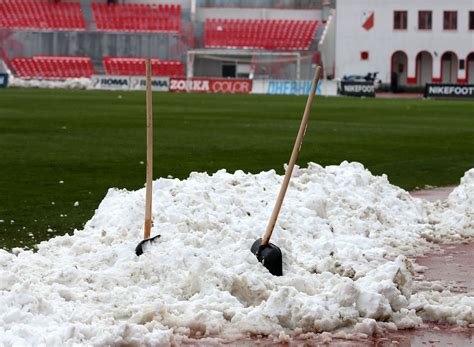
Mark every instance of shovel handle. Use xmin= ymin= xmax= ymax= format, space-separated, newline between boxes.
xmin=144 ymin=58 xmax=153 ymax=239
xmin=261 ymin=66 xmax=321 ymax=246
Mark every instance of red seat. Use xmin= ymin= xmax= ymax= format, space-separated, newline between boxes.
xmin=0 ymin=0 xmax=85 ymax=31
xmin=204 ymin=18 xmax=319 ymax=51
xmin=91 ymin=1 xmax=181 ymax=33
xmin=103 ymin=57 xmax=185 ymax=77
xmin=11 ymin=56 xmax=94 ymax=79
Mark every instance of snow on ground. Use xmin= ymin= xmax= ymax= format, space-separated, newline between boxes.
xmin=8 ymin=76 xmax=91 ymax=89
xmin=0 ymin=162 xmax=472 ymax=346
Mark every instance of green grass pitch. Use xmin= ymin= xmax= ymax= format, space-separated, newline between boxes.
xmin=0 ymin=88 xmax=473 ymax=249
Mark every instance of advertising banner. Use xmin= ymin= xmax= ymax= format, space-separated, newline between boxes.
xmin=0 ymin=73 xmax=8 ymax=88
xmin=130 ymin=77 xmax=170 ymax=91
xmin=251 ymin=79 xmax=337 ymax=96
xmin=338 ymin=81 xmax=375 ymax=97
xmin=91 ymin=75 xmax=131 ymax=90
xmin=169 ymin=78 xmax=252 ymax=94
xmin=169 ymin=78 xmax=210 ymax=92
xmin=267 ymin=80 xmax=314 ymax=95
xmin=424 ymin=84 xmax=474 ymax=98
xmin=210 ymin=79 xmax=252 ymax=94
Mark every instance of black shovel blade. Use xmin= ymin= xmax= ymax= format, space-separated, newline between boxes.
xmin=135 ymin=234 xmax=161 ymax=256
xmin=250 ymin=238 xmax=283 ymax=276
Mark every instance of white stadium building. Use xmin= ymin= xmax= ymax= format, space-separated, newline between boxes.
xmin=321 ymin=0 xmax=474 ymax=86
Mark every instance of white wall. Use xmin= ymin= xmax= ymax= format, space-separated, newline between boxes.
xmin=319 ymin=12 xmax=336 ymax=78
xmin=335 ymin=0 xmax=474 ymax=85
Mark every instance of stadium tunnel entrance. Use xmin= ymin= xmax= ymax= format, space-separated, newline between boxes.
xmin=441 ymin=51 xmax=458 ymax=84
xmin=467 ymin=53 xmax=474 ymax=84
xmin=391 ymin=51 xmax=408 ymax=90
xmin=416 ymin=51 xmax=433 ymax=86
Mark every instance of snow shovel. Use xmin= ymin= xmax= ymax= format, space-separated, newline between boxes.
xmin=251 ymin=66 xmax=322 ymax=276
xmin=135 ymin=58 xmax=160 ymax=256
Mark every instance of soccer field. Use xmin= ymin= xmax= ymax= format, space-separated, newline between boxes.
xmin=0 ymin=88 xmax=473 ymax=249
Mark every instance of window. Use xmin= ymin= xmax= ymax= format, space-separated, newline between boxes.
xmin=394 ymin=11 xmax=408 ymax=30
xmin=418 ymin=11 xmax=432 ymax=30
xmin=443 ymin=11 xmax=457 ymax=30
xmin=470 ymin=11 xmax=474 ymax=30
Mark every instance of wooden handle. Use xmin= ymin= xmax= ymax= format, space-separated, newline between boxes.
xmin=261 ymin=66 xmax=321 ymax=245
xmin=144 ymin=58 xmax=153 ymax=239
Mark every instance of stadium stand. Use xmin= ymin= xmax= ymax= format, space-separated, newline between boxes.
xmin=103 ymin=57 xmax=185 ymax=76
xmin=0 ymin=0 xmax=85 ymax=31
xmin=91 ymin=2 xmax=181 ymax=32
xmin=11 ymin=56 xmax=94 ymax=78
xmin=204 ymin=18 xmax=318 ymax=50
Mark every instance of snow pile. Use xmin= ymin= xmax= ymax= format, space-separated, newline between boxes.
xmin=0 ymin=162 xmax=472 ymax=345
xmin=420 ymin=168 xmax=474 ymax=242
xmin=8 ymin=76 xmax=91 ymax=89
